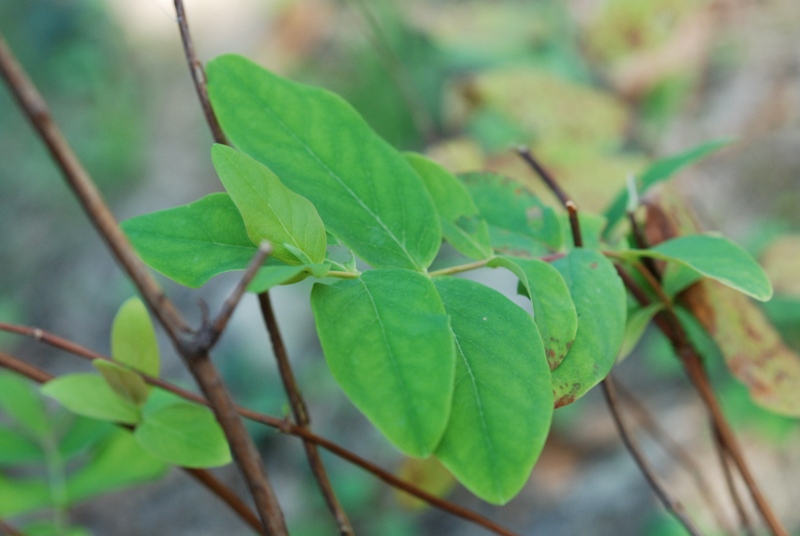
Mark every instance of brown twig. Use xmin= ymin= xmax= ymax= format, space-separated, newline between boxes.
xmin=0 ymin=351 xmax=261 ymax=534
xmin=257 ymin=293 xmax=354 ymax=535
xmin=516 ymin=147 xmax=572 ymax=207
xmin=615 ymin=267 xmax=788 ymax=536
xmin=173 ymin=0 xmax=227 ymax=145
xmin=602 ymin=376 xmax=702 ymax=536
xmin=0 ymin=339 xmax=517 ymax=536
xmin=204 ymin=242 xmax=272 ymax=349
xmin=615 ymin=382 xmax=735 ymax=535
xmin=0 ymin=34 xmax=287 ymax=535
xmin=711 ymin=424 xmax=755 ymax=536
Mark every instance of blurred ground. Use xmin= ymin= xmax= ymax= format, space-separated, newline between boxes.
xmin=1 ymin=0 xmax=800 ymax=535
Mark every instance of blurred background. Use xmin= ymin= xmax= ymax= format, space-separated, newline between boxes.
xmin=1 ymin=0 xmax=800 ymax=534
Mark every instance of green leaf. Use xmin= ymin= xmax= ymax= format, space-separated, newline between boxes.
xmin=551 ymin=249 xmax=626 ymax=407
xmin=58 ymin=417 xmax=115 ymax=460
xmin=134 ymin=402 xmax=231 ymax=468
xmin=662 ymin=262 xmax=703 ymax=297
xmin=311 ymin=269 xmax=455 ymax=457
xmin=433 ymin=277 xmax=552 ymax=504
xmin=21 ymin=522 xmax=90 ymax=536
xmin=405 ymin=153 xmax=492 ymax=260
xmin=93 ymin=360 xmax=149 ymax=406
xmin=211 ymin=144 xmax=327 ymax=265
xmin=626 ymin=234 xmax=773 ymax=301
xmin=207 ymin=54 xmax=441 ymax=271
xmin=459 ymin=172 xmax=563 ymax=256
xmin=122 ymin=193 xmax=263 ymax=288
xmin=111 ymin=297 xmax=159 ymax=377
xmin=41 ymin=374 xmax=141 ymax=425
xmin=247 ymin=265 xmax=313 ymax=293
xmin=0 ymin=371 xmax=49 ymax=438
xmin=67 ymin=429 xmax=167 ymax=503
xmin=0 ymin=426 xmax=43 ymax=464
xmin=488 ymin=256 xmax=578 ymax=370
xmin=618 ymin=304 xmax=663 ymax=362
xmin=603 ymin=139 xmax=731 ymax=236
xmin=0 ymin=474 xmax=50 ymax=516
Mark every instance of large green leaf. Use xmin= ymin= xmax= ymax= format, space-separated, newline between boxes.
xmin=41 ymin=374 xmax=141 ymax=425
xmin=207 ymin=54 xmax=441 ymax=271
xmin=488 ymin=256 xmax=578 ymax=370
xmin=67 ymin=429 xmax=167 ymax=503
xmin=134 ymin=402 xmax=231 ymax=468
xmin=405 ymin=153 xmax=492 ymax=260
xmin=433 ymin=277 xmax=552 ymax=504
xmin=211 ymin=144 xmax=327 ymax=265
xmin=551 ymin=249 xmax=626 ymax=407
xmin=0 ymin=371 xmax=49 ymax=438
xmin=459 ymin=172 xmax=563 ymax=257
xmin=111 ymin=297 xmax=159 ymax=377
xmin=625 ymin=234 xmax=773 ymax=301
xmin=603 ymin=139 xmax=731 ymax=236
xmin=122 ymin=193 xmax=261 ymax=287
xmin=311 ymin=269 xmax=455 ymax=457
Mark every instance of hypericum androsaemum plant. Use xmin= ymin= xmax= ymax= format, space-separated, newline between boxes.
xmin=120 ymin=55 xmax=770 ymax=504
xmin=1 ymin=3 xmax=797 ymax=535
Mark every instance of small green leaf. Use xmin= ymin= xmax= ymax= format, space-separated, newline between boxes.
xmin=67 ymin=429 xmax=167 ymax=503
xmin=459 ymin=172 xmax=562 ymax=256
xmin=93 ymin=360 xmax=149 ymax=406
xmin=489 ymin=256 xmax=578 ymax=370
xmin=211 ymin=144 xmax=327 ymax=265
xmin=433 ymin=277 xmax=552 ymax=504
xmin=0 ymin=426 xmax=43 ymax=464
xmin=603 ymin=139 xmax=731 ymax=236
xmin=0 ymin=371 xmax=49 ymax=438
xmin=551 ymin=249 xmax=626 ymax=407
xmin=247 ymin=265 xmax=312 ymax=293
xmin=122 ymin=193 xmax=263 ymax=287
xmin=134 ymin=402 xmax=231 ymax=468
xmin=0 ymin=475 xmax=51 ymax=516
xmin=41 ymin=374 xmax=140 ymax=425
xmin=311 ymin=269 xmax=455 ymax=457
xmin=111 ymin=297 xmax=159 ymax=377
xmin=405 ymin=153 xmax=492 ymax=260
xmin=208 ymin=54 xmax=441 ymax=271
xmin=58 ymin=418 xmax=114 ymax=460
xmin=626 ymin=234 xmax=773 ymax=301
xmin=618 ymin=304 xmax=663 ymax=362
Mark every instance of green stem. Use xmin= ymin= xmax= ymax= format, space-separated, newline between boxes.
xmin=327 ymin=270 xmax=360 ymax=279
xmin=428 ymin=258 xmax=492 ymax=277
xmin=40 ymin=428 xmax=69 ymax=535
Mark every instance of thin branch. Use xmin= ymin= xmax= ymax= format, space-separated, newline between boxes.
xmin=258 ymin=292 xmax=354 ymax=536
xmin=615 ymin=266 xmax=788 ymax=536
xmin=0 ymin=351 xmax=261 ymax=534
xmin=173 ymin=0 xmax=227 ymax=145
xmin=205 ymin=242 xmax=272 ymax=348
xmin=515 ymin=146 xmax=572 ymax=207
xmin=0 ymin=328 xmax=518 ymax=536
xmin=429 ymin=258 xmax=493 ymax=277
xmin=711 ymin=424 xmax=756 ymax=536
xmin=565 ymin=201 xmax=582 ymax=248
xmin=185 ymin=468 xmax=262 ymax=533
xmin=601 ymin=376 xmax=702 ymax=536
xmin=615 ymin=381 xmax=735 ymax=535
xmin=0 ymin=34 xmax=287 ymax=535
